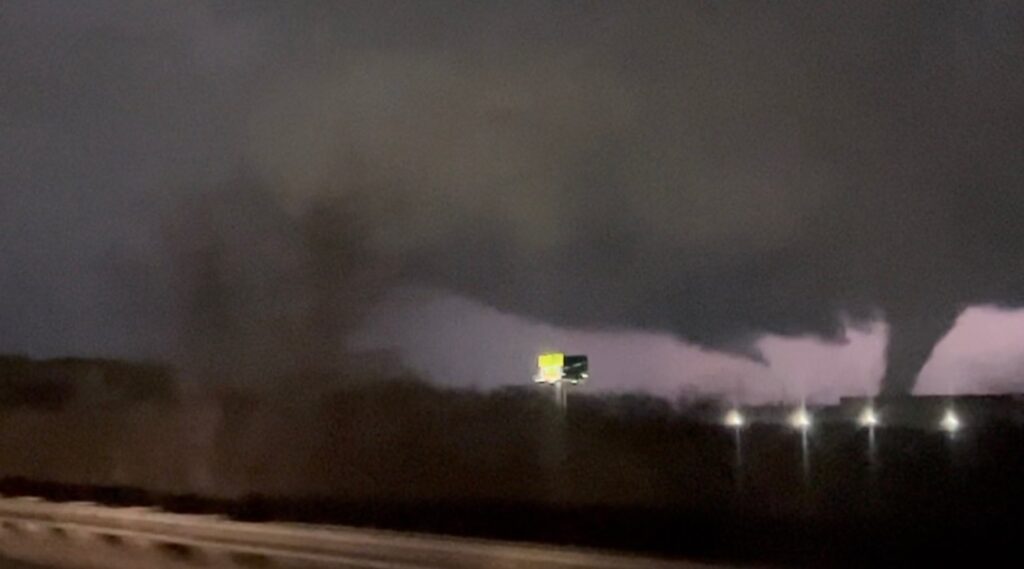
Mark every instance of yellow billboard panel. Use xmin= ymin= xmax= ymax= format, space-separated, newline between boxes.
xmin=536 ymin=352 xmax=565 ymax=383
xmin=538 ymin=353 xmax=564 ymax=369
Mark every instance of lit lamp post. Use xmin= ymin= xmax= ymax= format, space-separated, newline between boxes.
xmin=724 ymin=408 xmax=745 ymax=428
xmin=858 ymin=406 xmax=879 ymax=428
xmin=858 ymin=404 xmax=880 ymax=466
xmin=790 ymin=404 xmax=813 ymax=480
xmin=940 ymin=408 xmax=961 ymax=436
xmin=790 ymin=406 xmax=812 ymax=430
xmin=940 ymin=407 xmax=962 ymax=469
xmin=724 ymin=408 xmax=745 ymax=475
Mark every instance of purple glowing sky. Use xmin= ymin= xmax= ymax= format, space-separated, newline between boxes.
xmin=357 ymin=290 xmax=1024 ymax=404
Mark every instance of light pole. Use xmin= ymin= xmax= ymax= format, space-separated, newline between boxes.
xmin=790 ymin=403 xmax=812 ymax=481
xmin=724 ymin=408 xmax=745 ymax=490
xmin=858 ymin=403 xmax=879 ymax=467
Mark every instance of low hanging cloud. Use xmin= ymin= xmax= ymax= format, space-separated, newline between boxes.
xmin=917 ymin=306 xmax=1024 ymax=396
xmin=359 ymin=290 xmax=1024 ymax=403
xmin=356 ymin=287 xmax=888 ymax=403
xmin=2 ymin=2 xmax=1024 ymax=394
xmin=248 ymin=2 xmax=1024 ymax=394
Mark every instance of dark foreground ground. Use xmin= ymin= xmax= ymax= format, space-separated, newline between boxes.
xmin=0 ymin=474 xmax=1015 ymax=569
xmin=0 ymin=361 xmax=1020 ymax=567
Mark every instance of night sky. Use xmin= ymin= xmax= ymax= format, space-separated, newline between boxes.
xmin=2 ymin=1 xmax=1023 ymax=400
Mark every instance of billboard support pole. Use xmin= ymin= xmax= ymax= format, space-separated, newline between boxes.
xmin=536 ymin=352 xmax=586 ymax=413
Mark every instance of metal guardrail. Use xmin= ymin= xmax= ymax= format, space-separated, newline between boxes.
xmin=0 ymin=496 xmax=718 ymax=569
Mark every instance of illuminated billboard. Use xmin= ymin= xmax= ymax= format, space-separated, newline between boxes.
xmin=535 ymin=353 xmax=588 ymax=384
xmin=536 ymin=352 xmax=565 ymax=383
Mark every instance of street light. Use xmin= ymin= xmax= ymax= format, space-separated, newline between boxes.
xmin=789 ymin=407 xmax=812 ymax=430
xmin=724 ymin=408 xmax=745 ymax=428
xmin=940 ymin=409 xmax=961 ymax=433
xmin=858 ymin=406 xmax=879 ymax=428
xmin=790 ymin=405 xmax=812 ymax=481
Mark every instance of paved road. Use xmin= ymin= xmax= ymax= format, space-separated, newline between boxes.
xmin=0 ymin=496 xmax=737 ymax=569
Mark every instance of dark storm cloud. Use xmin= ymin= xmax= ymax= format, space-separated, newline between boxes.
xmin=0 ymin=1 xmax=253 ymax=358
xmin=162 ymin=179 xmax=392 ymax=381
xmin=2 ymin=2 xmax=1023 ymax=391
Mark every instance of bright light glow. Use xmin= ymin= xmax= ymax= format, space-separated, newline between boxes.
xmin=789 ymin=407 xmax=812 ymax=430
xmin=940 ymin=409 xmax=961 ymax=433
xmin=858 ymin=407 xmax=879 ymax=428
xmin=535 ymin=352 xmax=565 ymax=383
xmin=724 ymin=408 xmax=745 ymax=428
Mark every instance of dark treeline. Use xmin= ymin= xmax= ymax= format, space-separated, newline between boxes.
xmin=0 ymin=355 xmax=1021 ymax=566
